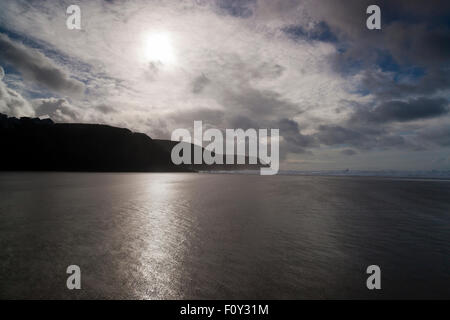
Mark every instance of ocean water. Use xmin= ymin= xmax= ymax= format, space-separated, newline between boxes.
xmin=0 ymin=172 xmax=449 ymax=299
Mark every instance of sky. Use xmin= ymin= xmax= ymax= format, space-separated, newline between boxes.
xmin=0 ymin=0 xmax=449 ymax=171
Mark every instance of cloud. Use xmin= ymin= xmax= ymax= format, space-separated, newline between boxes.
xmin=278 ymin=118 xmax=316 ymax=154
xmin=96 ymin=104 xmax=117 ymax=114
xmin=385 ymin=23 xmax=450 ymax=68
xmin=192 ymin=74 xmax=210 ymax=94
xmin=314 ymin=124 xmax=409 ymax=150
xmin=215 ymin=0 xmax=256 ymax=18
xmin=0 ymin=33 xmax=84 ymax=96
xmin=283 ymin=22 xmax=337 ymax=43
xmin=316 ymin=125 xmax=368 ymax=147
xmin=341 ymin=149 xmax=357 ymax=156
xmin=33 ymin=98 xmax=81 ymax=122
xmin=0 ymin=0 xmax=449 ymax=170
xmin=419 ymin=125 xmax=450 ymax=147
xmin=360 ymin=68 xmax=450 ymax=100
xmin=0 ymin=66 xmax=35 ymax=117
xmin=352 ymin=98 xmax=449 ymax=123
xmin=170 ymin=107 xmax=225 ymax=127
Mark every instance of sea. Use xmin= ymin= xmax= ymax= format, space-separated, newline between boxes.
xmin=0 ymin=172 xmax=449 ymax=299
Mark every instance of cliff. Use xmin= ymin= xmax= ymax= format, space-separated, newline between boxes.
xmin=0 ymin=114 xmax=264 ymax=172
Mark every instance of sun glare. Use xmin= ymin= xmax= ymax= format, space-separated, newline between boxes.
xmin=142 ymin=32 xmax=176 ymax=65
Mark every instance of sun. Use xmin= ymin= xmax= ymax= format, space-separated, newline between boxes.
xmin=142 ymin=32 xmax=176 ymax=65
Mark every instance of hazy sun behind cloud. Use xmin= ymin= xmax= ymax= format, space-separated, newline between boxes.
xmin=141 ymin=32 xmax=176 ymax=65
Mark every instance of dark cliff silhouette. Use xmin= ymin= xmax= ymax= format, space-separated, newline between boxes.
xmin=154 ymin=139 xmax=265 ymax=172
xmin=0 ymin=113 xmax=264 ymax=172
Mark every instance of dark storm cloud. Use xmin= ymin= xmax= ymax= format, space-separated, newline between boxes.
xmin=220 ymin=86 xmax=299 ymax=118
xmin=226 ymin=116 xmax=317 ymax=158
xmin=217 ymin=85 xmax=313 ymax=156
xmin=314 ymin=124 xmax=408 ymax=150
xmin=303 ymin=0 xmax=450 ymax=47
xmin=384 ymin=23 xmax=450 ymax=68
xmin=314 ymin=96 xmax=449 ymax=150
xmin=278 ymin=118 xmax=316 ymax=153
xmin=302 ymin=0 xmax=450 ymax=101
xmin=0 ymin=33 xmax=84 ymax=95
xmin=419 ymin=125 xmax=450 ymax=147
xmin=361 ymin=68 xmax=450 ymax=99
xmin=341 ymin=149 xmax=357 ymax=156
xmin=353 ymin=22 xmax=450 ymax=101
xmin=352 ymin=98 xmax=449 ymax=124
xmin=316 ymin=125 xmax=367 ymax=147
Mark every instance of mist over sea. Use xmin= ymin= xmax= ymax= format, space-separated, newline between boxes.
xmin=0 ymin=172 xmax=449 ymax=299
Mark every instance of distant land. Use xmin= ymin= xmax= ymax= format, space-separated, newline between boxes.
xmin=217 ymin=169 xmax=450 ymax=179
xmin=277 ymin=170 xmax=450 ymax=179
xmin=0 ymin=113 xmax=265 ymax=172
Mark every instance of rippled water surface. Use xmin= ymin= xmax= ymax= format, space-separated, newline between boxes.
xmin=0 ymin=172 xmax=449 ymax=299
